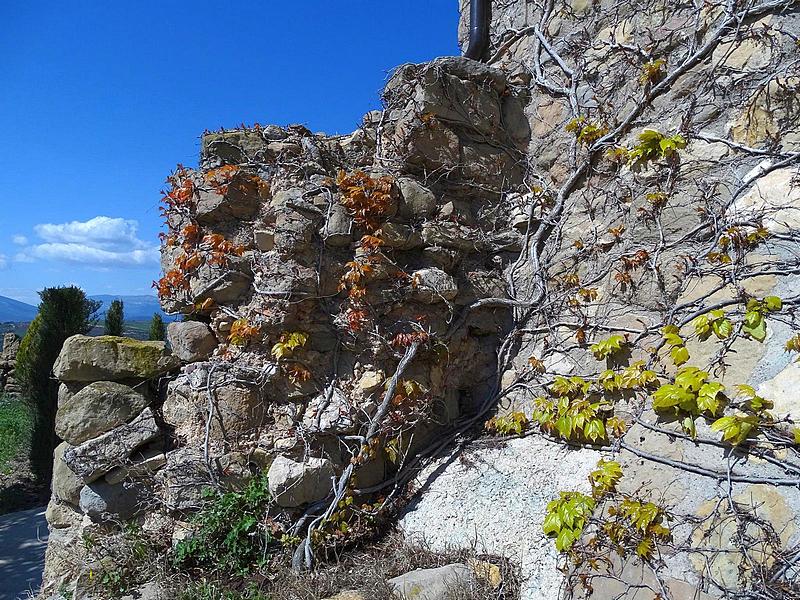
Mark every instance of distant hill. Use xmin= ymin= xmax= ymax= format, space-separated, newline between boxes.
xmin=0 ymin=296 xmax=38 ymax=323
xmin=90 ymin=295 xmax=170 ymax=321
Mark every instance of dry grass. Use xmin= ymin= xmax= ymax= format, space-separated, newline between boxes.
xmin=156 ymin=531 xmax=520 ymax=600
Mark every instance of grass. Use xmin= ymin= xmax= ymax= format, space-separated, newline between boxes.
xmin=0 ymin=394 xmax=33 ymax=473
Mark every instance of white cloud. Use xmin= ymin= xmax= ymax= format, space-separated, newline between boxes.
xmin=34 ymin=216 xmax=151 ymax=251
xmin=12 ymin=235 xmax=28 ymax=245
xmin=0 ymin=254 xmax=7 ymax=270
xmin=20 ymin=216 xmax=159 ymax=268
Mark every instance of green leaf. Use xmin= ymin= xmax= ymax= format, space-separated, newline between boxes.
xmin=652 ymin=384 xmax=695 ymax=410
xmin=590 ymin=335 xmax=625 ymax=360
xmin=764 ymin=296 xmax=782 ymax=312
xmin=542 ymin=509 xmax=562 ymax=535
xmin=670 ymin=346 xmax=689 ymax=366
xmin=674 ymin=367 xmax=708 ymax=392
xmin=584 ymin=419 xmax=606 ymax=443
xmin=711 ymin=414 xmax=757 ymax=445
xmin=697 ymin=382 xmax=725 ymax=415
xmin=692 ymin=315 xmax=711 ymax=340
xmin=712 ymin=318 xmax=732 ymax=340
xmin=682 ymin=416 xmax=696 ymax=438
xmin=555 ymin=527 xmax=576 ymax=552
xmin=794 ymin=428 xmax=800 ymax=445
xmin=744 ymin=316 xmax=767 ymax=342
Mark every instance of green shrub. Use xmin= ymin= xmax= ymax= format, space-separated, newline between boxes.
xmin=174 ymin=474 xmax=274 ymax=574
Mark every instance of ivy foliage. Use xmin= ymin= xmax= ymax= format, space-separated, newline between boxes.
xmin=566 ymin=117 xmax=609 ymax=145
xmin=743 ymin=296 xmax=782 ymax=342
xmin=485 ymin=411 xmax=529 ymax=436
xmin=662 ymin=325 xmax=689 ymax=366
xmin=543 ymin=491 xmax=596 ymax=552
xmin=590 ymin=334 xmax=626 ymax=360
xmin=544 ymin=460 xmax=671 ymax=560
xmin=270 ymin=331 xmax=308 ymax=359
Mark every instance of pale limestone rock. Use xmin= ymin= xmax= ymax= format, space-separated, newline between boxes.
xmin=411 ymin=268 xmax=458 ymax=304
xmin=55 ymin=381 xmax=149 ymax=445
xmin=398 ymin=177 xmax=437 ymax=218
xmin=267 ymin=455 xmax=335 ymax=507
xmin=79 ymin=479 xmax=150 ymax=522
xmin=757 ymin=361 xmax=800 ymax=421
xmin=167 ymin=321 xmax=217 ymax=363
xmin=400 ymin=437 xmax=600 ymax=600
xmin=53 ymin=335 xmax=180 ymax=382
xmin=302 ymin=388 xmax=357 ymax=434
xmin=388 ymin=564 xmax=474 ymax=600
xmin=45 ymin=500 xmax=81 ymax=529
xmin=63 ymin=408 xmax=161 ymax=481
xmin=104 ymin=449 xmax=167 ymax=485
xmin=729 ymin=164 xmax=800 ymax=234
xmin=158 ymin=447 xmax=211 ymax=511
xmin=378 ymin=222 xmax=423 ymax=250
xmin=357 ymin=370 xmax=384 ymax=392
xmin=321 ymin=204 xmax=353 ymax=247
xmin=52 ymin=442 xmax=84 ymax=506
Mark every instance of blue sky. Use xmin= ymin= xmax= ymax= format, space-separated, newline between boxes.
xmin=0 ymin=1 xmax=459 ymax=305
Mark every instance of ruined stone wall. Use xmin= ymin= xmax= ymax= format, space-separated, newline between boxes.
xmin=0 ymin=333 xmax=21 ymax=396
xmin=40 ymin=57 xmax=535 ymax=598
xmin=39 ymin=2 xmax=800 ymax=599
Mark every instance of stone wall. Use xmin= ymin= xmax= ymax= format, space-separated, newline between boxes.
xmin=43 ymin=336 xmax=180 ymax=595
xmin=0 ymin=333 xmax=21 ymax=396
xmin=41 ymin=58 xmax=536 ymax=598
xmin=39 ymin=2 xmax=800 ymax=599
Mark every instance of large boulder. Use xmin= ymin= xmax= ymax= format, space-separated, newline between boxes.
xmin=388 ymin=564 xmax=474 ymax=600
xmin=53 ymin=336 xmax=180 ymax=382
xmin=55 ymin=381 xmax=149 ymax=445
xmin=267 ymin=455 xmax=335 ymax=508
xmin=167 ymin=321 xmax=217 ymax=362
xmin=52 ymin=442 xmax=83 ymax=506
xmin=63 ymin=408 xmax=161 ymax=481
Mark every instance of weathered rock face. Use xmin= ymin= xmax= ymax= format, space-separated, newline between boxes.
xmin=79 ymin=479 xmax=151 ymax=522
xmin=51 ymin=442 xmax=83 ymax=507
xmin=55 ymin=381 xmax=149 ymax=445
xmin=63 ymin=408 xmax=161 ymax=481
xmin=54 ymin=335 xmax=180 ymax=382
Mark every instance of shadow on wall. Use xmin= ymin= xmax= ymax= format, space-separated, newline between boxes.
xmin=0 ymin=506 xmax=49 ymax=599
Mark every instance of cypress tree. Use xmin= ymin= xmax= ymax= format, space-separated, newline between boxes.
xmin=16 ymin=286 xmax=100 ymax=481
xmin=149 ymin=313 xmax=166 ymax=341
xmin=104 ymin=299 xmax=124 ymax=336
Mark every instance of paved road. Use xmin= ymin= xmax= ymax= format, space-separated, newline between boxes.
xmin=0 ymin=507 xmax=48 ymax=600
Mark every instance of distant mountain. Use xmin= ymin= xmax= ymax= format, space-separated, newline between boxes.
xmin=90 ymin=295 xmax=170 ymax=321
xmin=0 ymin=296 xmax=38 ymax=323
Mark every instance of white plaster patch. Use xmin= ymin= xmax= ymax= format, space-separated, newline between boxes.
xmin=399 ymin=436 xmax=600 ymax=600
